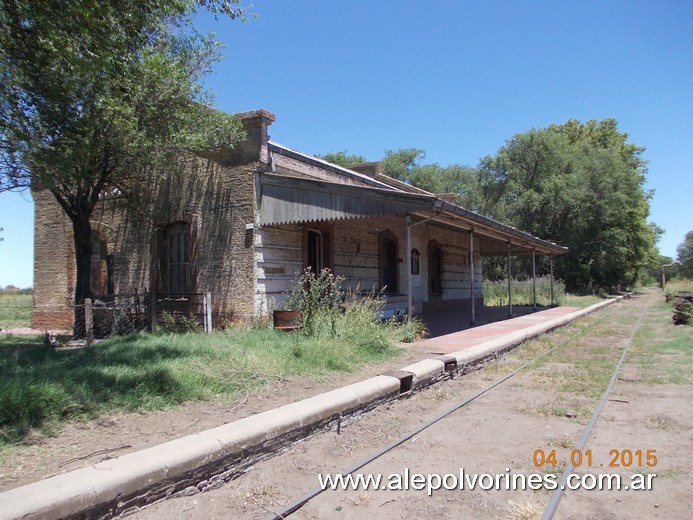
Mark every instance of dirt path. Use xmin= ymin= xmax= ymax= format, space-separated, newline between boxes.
xmin=129 ymin=290 xmax=692 ymax=520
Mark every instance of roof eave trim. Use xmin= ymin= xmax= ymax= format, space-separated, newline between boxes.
xmin=435 ymin=200 xmax=568 ymax=255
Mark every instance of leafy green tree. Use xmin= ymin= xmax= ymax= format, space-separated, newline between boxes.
xmin=641 ymin=254 xmax=677 ymax=286
xmin=0 ymin=0 xmax=246 ymax=309
xmin=380 ymin=149 xmax=485 ymax=210
xmin=677 ymin=231 xmax=693 ymax=278
xmin=318 ymin=150 xmax=367 ymax=168
xmin=381 ymin=148 xmax=426 ymax=183
xmin=477 ymin=119 xmax=658 ymax=291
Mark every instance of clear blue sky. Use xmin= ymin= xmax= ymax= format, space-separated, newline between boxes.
xmin=1 ymin=0 xmax=691 ymax=288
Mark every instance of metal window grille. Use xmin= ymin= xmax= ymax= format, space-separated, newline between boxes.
xmin=166 ymin=223 xmax=191 ymax=294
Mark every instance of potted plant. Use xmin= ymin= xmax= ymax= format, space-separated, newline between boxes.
xmin=272 ymin=273 xmax=306 ymax=331
xmin=272 ymin=308 xmax=303 ymax=331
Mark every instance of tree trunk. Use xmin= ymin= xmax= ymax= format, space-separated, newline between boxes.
xmin=72 ymin=214 xmax=94 ymax=337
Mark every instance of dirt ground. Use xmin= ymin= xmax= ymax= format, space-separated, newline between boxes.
xmin=1 ymin=290 xmax=691 ymax=519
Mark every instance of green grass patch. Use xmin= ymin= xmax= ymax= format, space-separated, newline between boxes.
xmin=630 ymin=293 xmax=693 ymax=384
xmin=482 ymin=278 xmax=608 ymax=309
xmin=663 ymin=278 xmax=693 ymax=294
xmin=488 ymin=299 xmax=638 ymax=400
xmin=483 ymin=276 xmax=567 ymax=307
xmin=563 ymin=294 xmax=605 ymax=308
xmin=0 ymin=294 xmax=32 ymax=329
xmin=0 ymin=307 xmax=415 ymax=446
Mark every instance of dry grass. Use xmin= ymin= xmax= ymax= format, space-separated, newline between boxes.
xmin=507 ymin=497 xmax=546 ymax=520
xmin=426 ymin=387 xmax=449 ymax=401
xmin=347 ymin=492 xmax=372 ymax=506
xmin=236 ymin=479 xmax=288 ymax=515
xmin=518 ymin=399 xmax=566 ymax=418
xmin=549 ymin=433 xmax=576 ymax=449
xmin=645 ymin=414 xmax=676 ymax=431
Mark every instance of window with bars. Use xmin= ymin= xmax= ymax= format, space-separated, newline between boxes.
xmin=164 ymin=223 xmax=191 ymax=294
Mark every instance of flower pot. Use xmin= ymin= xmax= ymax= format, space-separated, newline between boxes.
xmin=272 ymin=309 xmax=303 ymax=331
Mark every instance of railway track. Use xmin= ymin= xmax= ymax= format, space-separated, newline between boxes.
xmin=265 ymin=291 xmax=654 ymax=519
xmin=135 ymin=289 xmax=684 ymax=520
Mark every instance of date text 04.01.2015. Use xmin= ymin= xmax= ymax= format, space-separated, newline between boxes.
xmin=533 ymin=449 xmax=657 ymax=468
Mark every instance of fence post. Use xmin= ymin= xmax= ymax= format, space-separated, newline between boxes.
xmin=150 ymin=290 xmax=157 ymax=332
xmin=204 ymin=292 xmax=212 ymax=333
xmin=84 ymin=298 xmax=94 ymax=347
xmin=203 ymin=294 xmax=208 ymax=332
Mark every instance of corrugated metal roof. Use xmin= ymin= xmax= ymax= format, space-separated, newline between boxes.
xmin=260 ymin=173 xmax=435 ymax=225
xmin=435 ymin=200 xmax=568 ymax=255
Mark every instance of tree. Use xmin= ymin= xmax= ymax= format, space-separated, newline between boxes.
xmin=380 ymin=149 xmax=485 ymax=210
xmin=476 ymin=119 xmax=658 ymax=291
xmin=677 ymin=231 xmax=693 ymax=278
xmin=1 ymin=0 xmax=247 ymax=313
xmin=317 ymin=150 xmax=367 ymax=168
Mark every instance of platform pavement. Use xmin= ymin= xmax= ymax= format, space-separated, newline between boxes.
xmin=422 ymin=306 xmax=581 ymax=354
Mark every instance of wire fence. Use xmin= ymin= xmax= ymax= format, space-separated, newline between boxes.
xmin=90 ymin=291 xmax=152 ymax=337
xmin=0 ymin=291 xmax=213 ymax=345
xmin=0 ymin=293 xmax=33 ymax=332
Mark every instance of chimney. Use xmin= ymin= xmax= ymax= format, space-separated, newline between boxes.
xmin=350 ymin=162 xmax=383 ymax=177
xmin=233 ymin=109 xmax=276 ymax=165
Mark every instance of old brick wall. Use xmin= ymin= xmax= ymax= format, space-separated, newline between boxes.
xmin=31 ymin=189 xmax=76 ymax=329
xmin=32 ymin=110 xmax=275 ymax=328
xmin=101 ymin=157 xmax=260 ymax=320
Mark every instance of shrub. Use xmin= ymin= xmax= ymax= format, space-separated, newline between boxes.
xmin=398 ymin=317 xmax=429 ymax=343
xmin=672 ymin=297 xmax=692 ymax=326
xmin=287 ymin=267 xmax=344 ymax=336
xmin=158 ymin=311 xmax=202 ymax=334
xmin=337 ymin=291 xmax=392 ymax=353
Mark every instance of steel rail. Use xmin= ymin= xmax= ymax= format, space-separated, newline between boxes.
xmin=264 ymin=303 xmax=621 ymax=520
xmin=541 ymin=291 xmax=652 ymax=519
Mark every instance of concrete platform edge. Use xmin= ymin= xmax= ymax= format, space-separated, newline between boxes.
xmin=0 ymin=297 xmax=620 ymax=520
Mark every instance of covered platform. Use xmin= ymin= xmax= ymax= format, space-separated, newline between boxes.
xmin=261 ymin=142 xmax=569 ymax=322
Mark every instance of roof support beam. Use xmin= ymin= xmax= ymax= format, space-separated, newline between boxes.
xmin=406 ymin=215 xmax=412 ymax=322
xmin=532 ymin=249 xmax=537 ymax=312
xmin=550 ymin=254 xmax=555 ymax=307
xmin=470 ymin=229 xmax=476 ymax=326
xmin=508 ymin=242 xmax=513 ymax=318
xmin=405 ymin=214 xmax=438 ymax=320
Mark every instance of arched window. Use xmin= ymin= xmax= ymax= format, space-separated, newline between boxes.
xmin=379 ymin=230 xmax=399 ymax=293
xmin=428 ymin=240 xmax=443 ymax=297
xmin=307 ymin=229 xmax=324 ymax=272
xmin=303 ymin=223 xmax=333 ymax=273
